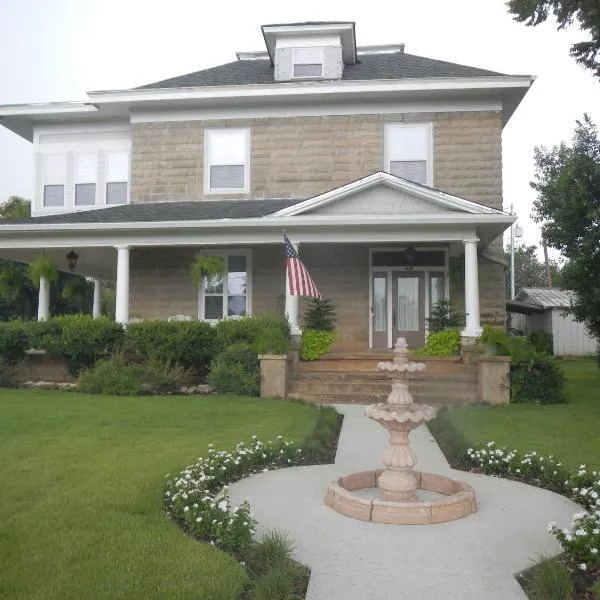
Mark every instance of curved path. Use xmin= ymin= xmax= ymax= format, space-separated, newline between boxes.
xmin=229 ymin=405 xmax=579 ymax=600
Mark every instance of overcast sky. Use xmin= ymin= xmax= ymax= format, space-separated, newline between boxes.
xmin=1 ymin=0 xmax=599 ymax=253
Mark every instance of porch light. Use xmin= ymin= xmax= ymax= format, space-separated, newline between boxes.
xmin=66 ymin=249 xmax=79 ymax=271
xmin=403 ymin=245 xmax=418 ymax=267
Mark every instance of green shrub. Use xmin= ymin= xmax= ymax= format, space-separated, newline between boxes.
xmin=528 ymin=556 xmax=573 ymax=600
xmin=140 ymin=358 xmax=191 ymax=394
xmin=413 ymin=328 xmax=461 ymax=356
xmin=529 ymin=330 xmax=554 ymax=355
xmin=127 ymin=320 xmax=218 ymax=375
xmin=0 ymin=358 xmax=21 ymax=388
xmin=0 ymin=321 xmax=30 ymax=364
xmin=207 ymin=342 xmax=260 ymax=396
xmin=592 ymin=578 xmax=600 ymax=599
xmin=426 ymin=299 xmax=464 ymax=333
xmin=30 ymin=315 xmax=124 ymax=375
xmin=251 ymin=563 xmax=304 ymax=600
xmin=77 ymin=356 xmax=144 ymax=396
xmin=302 ymin=298 xmax=336 ymax=332
xmin=299 ymin=329 xmax=336 ymax=361
xmin=246 ymin=531 xmax=294 ymax=577
xmin=215 ymin=314 xmax=290 ymax=354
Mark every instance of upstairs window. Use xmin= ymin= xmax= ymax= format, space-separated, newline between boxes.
xmin=292 ymin=47 xmax=324 ymax=78
xmin=384 ymin=123 xmax=432 ymax=186
xmin=43 ymin=154 xmax=66 ymax=207
xmin=106 ymin=151 xmax=129 ymax=205
xmin=205 ymin=128 xmax=250 ymax=193
xmin=74 ymin=153 xmax=97 ymax=206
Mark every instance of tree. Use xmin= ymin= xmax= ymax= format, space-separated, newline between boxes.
xmin=531 ymin=114 xmax=600 ymax=344
xmin=507 ymin=0 xmax=600 ymax=78
xmin=504 ymin=244 xmax=563 ymax=297
xmin=0 ymin=196 xmax=31 ymax=220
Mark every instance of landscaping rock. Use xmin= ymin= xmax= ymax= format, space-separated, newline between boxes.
xmin=23 ymin=381 xmax=77 ymax=391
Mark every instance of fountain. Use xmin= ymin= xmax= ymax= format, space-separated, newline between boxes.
xmin=325 ymin=338 xmax=476 ymax=524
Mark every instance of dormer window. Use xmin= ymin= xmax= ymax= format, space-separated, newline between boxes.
xmin=292 ymin=48 xmax=324 ymax=78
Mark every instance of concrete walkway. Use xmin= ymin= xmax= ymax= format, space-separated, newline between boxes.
xmin=229 ymin=405 xmax=580 ymax=600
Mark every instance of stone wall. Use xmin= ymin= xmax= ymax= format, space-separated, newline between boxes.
xmin=131 ymin=111 xmax=502 ymax=210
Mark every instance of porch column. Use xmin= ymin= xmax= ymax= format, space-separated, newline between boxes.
xmin=461 ymin=238 xmax=482 ymax=338
xmin=37 ymin=276 xmax=50 ymax=321
xmin=115 ymin=245 xmax=130 ymax=325
xmin=92 ymin=279 xmax=102 ymax=319
xmin=285 ymin=241 xmax=301 ymax=336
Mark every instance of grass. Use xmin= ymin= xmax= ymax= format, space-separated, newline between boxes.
xmin=430 ymin=359 xmax=600 ymax=470
xmin=0 ymin=390 xmax=320 ymax=600
xmin=518 ymin=555 xmax=574 ymax=600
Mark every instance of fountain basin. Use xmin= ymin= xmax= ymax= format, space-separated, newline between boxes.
xmin=325 ymin=469 xmax=476 ymax=524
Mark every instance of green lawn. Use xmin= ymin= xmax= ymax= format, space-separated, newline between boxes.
xmin=433 ymin=359 xmax=600 ymax=470
xmin=0 ymin=391 xmax=320 ymax=600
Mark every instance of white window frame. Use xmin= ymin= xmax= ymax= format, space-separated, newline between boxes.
xmin=105 ymin=150 xmax=130 ymax=206
xmin=292 ymin=47 xmax=324 ymax=79
xmin=204 ymin=128 xmax=251 ymax=194
xmin=42 ymin=153 xmax=67 ymax=208
xmin=383 ymin=122 xmax=433 ymax=187
xmin=197 ymin=250 xmax=252 ymax=323
xmin=74 ymin=152 xmax=98 ymax=207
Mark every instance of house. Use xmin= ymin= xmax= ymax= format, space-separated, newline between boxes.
xmin=0 ymin=21 xmax=532 ymax=353
xmin=507 ymin=288 xmax=596 ymax=356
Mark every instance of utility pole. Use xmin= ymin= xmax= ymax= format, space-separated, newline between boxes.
xmin=510 ymin=204 xmax=516 ymax=299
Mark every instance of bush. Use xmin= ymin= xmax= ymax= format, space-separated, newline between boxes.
xmin=127 ymin=321 xmax=218 ymax=376
xmin=592 ymin=578 xmax=600 ymax=599
xmin=426 ymin=299 xmax=464 ymax=333
xmin=207 ymin=342 xmax=260 ymax=396
xmin=299 ymin=329 xmax=336 ymax=361
xmin=302 ymin=298 xmax=336 ymax=332
xmin=140 ymin=358 xmax=191 ymax=394
xmin=0 ymin=358 xmax=21 ymax=388
xmin=251 ymin=564 xmax=304 ymax=600
xmin=246 ymin=530 xmax=294 ymax=577
xmin=413 ymin=328 xmax=460 ymax=356
xmin=528 ymin=556 xmax=574 ymax=600
xmin=529 ymin=330 xmax=554 ymax=356
xmin=0 ymin=321 xmax=30 ymax=364
xmin=215 ymin=314 xmax=290 ymax=355
xmin=30 ymin=315 xmax=125 ymax=375
xmin=77 ymin=356 xmax=144 ymax=396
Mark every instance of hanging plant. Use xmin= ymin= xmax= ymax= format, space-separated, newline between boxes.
xmin=29 ymin=256 xmax=59 ymax=288
xmin=190 ymin=255 xmax=225 ymax=287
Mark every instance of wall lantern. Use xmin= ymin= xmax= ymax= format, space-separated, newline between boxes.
xmin=403 ymin=245 xmax=418 ymax=267
xmin=66 ymin=249 xmax=79 ymax=272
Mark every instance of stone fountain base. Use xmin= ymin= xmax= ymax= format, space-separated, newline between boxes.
xmin=325 ymin=469 xmax=476 ymax=524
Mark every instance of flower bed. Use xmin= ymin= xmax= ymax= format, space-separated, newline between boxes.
xmin=467 ymin=442 xmax=600 ymax=596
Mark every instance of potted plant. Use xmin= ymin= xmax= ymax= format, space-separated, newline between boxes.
xmin=190 ymin=255 xmax=225 ymax=287
xmin=28 ymin=256 xmax=58 ymax=288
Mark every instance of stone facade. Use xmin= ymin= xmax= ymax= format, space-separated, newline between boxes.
xmin=131 ymin=111 xmax=502 ymax=210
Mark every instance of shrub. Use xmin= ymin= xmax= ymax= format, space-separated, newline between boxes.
xmin=30 ymin=315 xmax=125 ymax=375
xmin=127 ymin=320 xmax=218 ymax=376
xmin=0 ymin=321 xmax=30 ymax=364
xmin=299 ymin=329 xmax=336 ymax=361
xmin=0 ymin=358 xmax=21 ymax=388
xmin=426 ymin=299 xmax=464 ymax=333
xmin=413 ymin=328 xmax=460 ymax=356
xmin=140 ymin=358 xmax=191 ymax=394
xmin=247 ymin=530 xmax=294 ymax=573
xmin=77 ymin=356 xmax=144 ymax=396
xmin=251 ymin=564 xmax=303 ymax=600
xmin=592 ymin=578 xmax=600 ymax=599
xmin=302 ymin=298 xmax=336 ymax=332
xmin=529 ymin=330 xmax=554 ymax=356
xmin=208 ymin=342 xmax=260 ymax=396
xmin=215 ymin=314 xmax=290 ymax=355
xmin=528 ymin=556 xmax=574 ymax=600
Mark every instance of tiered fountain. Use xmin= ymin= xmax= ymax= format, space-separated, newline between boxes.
xmin=325 ymin=338 xmax=476 ymax=524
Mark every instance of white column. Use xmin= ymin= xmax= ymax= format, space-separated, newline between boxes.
xmin=461 ymin=239 xmax=482 ymax=338
xmin=115 ymin=245 xmax=130 ymax=324
xmin=37 ymin=276 xmax=50 ymax=321
xmin=285 ymin=241 xmax=301 ymax=336
xmin=92 ymin=279 xmax=102 ymax=319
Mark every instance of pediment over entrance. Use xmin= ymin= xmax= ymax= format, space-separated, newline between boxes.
xmin=272 ymin=171 xmax=503 ymax=218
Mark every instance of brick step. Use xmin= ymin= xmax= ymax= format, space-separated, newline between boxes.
xmin=296 ymin=357 xmax=469 ymax=374
xmin=289 ymin=371 xmax=478 ymax=384
xmin=288 ymin=379 xmax=478 ymax=393
xmin=287 ymin=390 xmax=480 ymax=406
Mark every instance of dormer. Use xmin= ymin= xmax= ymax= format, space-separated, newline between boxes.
xmin=261 ymin=22 xmax=357 ymax=82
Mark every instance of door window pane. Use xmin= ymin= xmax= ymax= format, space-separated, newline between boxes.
xmin=397 ymin=277 xmax=419 ymax=331
xmin=204 ymin=296 xmax=223 ymax=320
xmin=373 ymin=276 xmax=387 ymax=332
xmin=430 ymin=274 xmax=445 ymax=309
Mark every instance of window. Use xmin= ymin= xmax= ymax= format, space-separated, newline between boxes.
xmin=43 ymin=154 xmax=66 ymax=207
xmin=74 ymin=153 xmax=97 ymax=206
xmin=106 ymin=151 xmax=128 ymax=205
xmin=199 ymin=254 xmax=250 ymax=321
xmin=429 ymin=272 xmax=446 ymax=309
xmin=292 ymin=47 xmax=324 ymax=78
xmin=204 ymin=128 xmax=250 ymax=193
xmin=384 ymin=123 xmax=431 ymax=185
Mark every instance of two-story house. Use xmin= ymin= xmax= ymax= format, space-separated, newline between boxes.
xmin=0 ymin=21 xmax=532 ymax=351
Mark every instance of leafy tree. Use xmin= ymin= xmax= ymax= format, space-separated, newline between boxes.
xmin=302 ymin=298 xmax=336 ymax=332
xmin=504 ymin=244 xmax=563 ymax=297
xmin=0 ymin=196 xmax=30 ymax=220
xmin=531 ymin=114 xmax=600 ymax=346
xmin=507 ymin=0 xmax=600 ymax=77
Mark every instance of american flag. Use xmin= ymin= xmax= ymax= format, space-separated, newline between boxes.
xmin=284 ymin=233 xmax=320 ymax=298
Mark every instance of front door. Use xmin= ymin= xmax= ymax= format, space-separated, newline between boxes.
xmin=371 ymin=272 xmax=426 ymax=349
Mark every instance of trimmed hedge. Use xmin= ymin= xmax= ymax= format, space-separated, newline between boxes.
xmin=0 ymin=321 xmax=30 ymax=364
xmin=207 ymin=342 xmax=260 ymax=396
xmin=215 ymin=314 xmax=290 ymax=355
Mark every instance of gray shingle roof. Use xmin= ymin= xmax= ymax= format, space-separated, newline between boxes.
xmin=8 ymin=199 xmax=305 ymax=225
xmin=515 ymin=288 xmax=576 ymax=309
xmin=137 ymin=53 xmax=506 ymax=90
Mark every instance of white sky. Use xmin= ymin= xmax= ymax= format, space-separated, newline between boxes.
xmin=1 ymin=0 xmax=599 ymax=255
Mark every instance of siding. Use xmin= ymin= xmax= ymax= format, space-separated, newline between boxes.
xmin=551 ymin=310 xmax=596 ymax=356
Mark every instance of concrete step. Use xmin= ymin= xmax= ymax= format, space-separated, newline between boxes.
xmin=288 ymin=380 xmax=478 ymax=394
xmin=287 ymin=390 xmax=480 ymax=406
xmin=296 ymin=356 xmax=470 ymax=374
xmin=289 ymin=371 xmax=478 ymax=384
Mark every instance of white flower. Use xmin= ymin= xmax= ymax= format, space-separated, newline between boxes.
xmin=591 ymin=548 xmax=598 ymax=554
xmin=547 ymin=521 xmax=556 ymax=532
xmin=196 ymin=517 xmax=202 ymax=523
xmin=575 ymin=529 xmax=587 ymax=537
xmin=579 ymin=563 xmax=587 ymax=571
xmin=183 ymin=506 xmax=189 ymax=512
